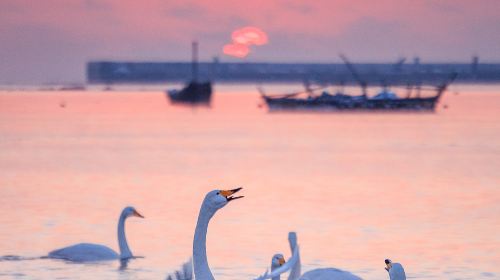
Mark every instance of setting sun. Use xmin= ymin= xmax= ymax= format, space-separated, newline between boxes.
xmin=223 ymin=43 xmax=250 ymax=58
xmin=231 ymin=26 xmax=269 ymax=46
xmin=223 ymin=26 xmax=269 ymax=58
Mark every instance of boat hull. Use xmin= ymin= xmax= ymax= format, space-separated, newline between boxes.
xmin=167 ymin=82 xmax=212 ymax=105
xmin=263 ymin=96 xmax=440 ymax=112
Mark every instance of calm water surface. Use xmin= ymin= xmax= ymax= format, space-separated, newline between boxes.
xmin=0 ymin=86 xmax=499 ymax=279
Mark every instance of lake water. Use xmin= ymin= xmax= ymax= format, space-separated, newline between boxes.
xmin=0 ymin=85 xmax=499 ymax=279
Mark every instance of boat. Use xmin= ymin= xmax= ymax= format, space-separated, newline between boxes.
xmin=260 ymin=55 xmax=456 ymax=112
xmin=166 ymin=41 xmax=212 ymax=105
xmin=261 ymin=82 xmax=453 ymax=112
xmin=167 ymin=81 xmax=212 ymax=104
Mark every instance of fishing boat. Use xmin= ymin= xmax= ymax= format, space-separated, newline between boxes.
xmin=261 ymin=82 xmax=453 ymax=111
xmin=260 ymin=55 xmax=456 ymax=112
xmin=167 ymin=81 xmax=212 ymax=104
xmin=166 ymin=41 xmax=212 ymax=105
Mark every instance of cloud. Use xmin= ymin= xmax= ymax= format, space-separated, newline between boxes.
xmin=0 ymin=23 xmax=95 ymax=84
xmin=0 ymin=0 xmax=499 ymax=83
xmin=84 ymin=0 xmax=113 ymax=11
xmin=223 ymin=43 xmax=250 ymax=58
xmin=231 ymin=26 xmax=268 ymax=46
xmin=166 ymin=4 xmax=206 ymax=19
xmin=223 ymin=26 xmax=269 ymax=58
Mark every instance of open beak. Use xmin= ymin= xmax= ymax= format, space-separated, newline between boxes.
xmin=133 ymin=209 xmax=144 ymax=218
xmin=220 ymin=187 xmax=244 ymax=202
xmin=279 ymin=257 xmax=286 ymax=266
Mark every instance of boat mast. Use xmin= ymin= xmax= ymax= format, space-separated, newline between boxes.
xmin=339 ymin=54 xmax=367 ymax=98
xmin=192 ymin=41 xmax=199 ymax=82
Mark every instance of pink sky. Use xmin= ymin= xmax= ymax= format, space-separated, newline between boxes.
xmin=1 ymin=0 xmax=499 ymax=83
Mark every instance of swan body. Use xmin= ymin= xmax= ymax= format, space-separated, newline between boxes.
xmin=299 ymin=268 xmax=362 ymax=280
xmin=48 ymin=243 xmax=119 ymax=262
xmin=193 ymin=188 xmax=243 ymax=280
xmin=48 ymin=206 xmax=143 ymax=262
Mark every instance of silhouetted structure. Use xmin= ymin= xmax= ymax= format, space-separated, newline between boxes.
xmin=167 ymin=81 xmax=212 ymax=104
xmin=165 ymin=42 xmax=212 ymax=105
xmin=87 ymin=57 xmax=500 ymax=85
xmin=261 ymin=86 xmax=448 ymax=112
xmin=260 ymin=58 xmax=457 ymax=112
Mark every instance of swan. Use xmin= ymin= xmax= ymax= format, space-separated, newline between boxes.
xmin=287 ymin=232 xmax=301 ymax=280
xmin=269 ymin=254 xmax=286 ymax=280
xmin=48 ymin=206 xmax=144 ymax=262
xmin=193 ymin=187 xmax=244 ymax=280
xmin=255 ymin=232 xmax=301 ymax=280
xmin=257 ymin=232 xmax=362 ymax=280
xmin=168 ymin=256 xmax=290 ymax=280
xmin=167 ymin=245 xmax=299 ymax=280
xmin=385 ymin=259 xmax=406 ymax=280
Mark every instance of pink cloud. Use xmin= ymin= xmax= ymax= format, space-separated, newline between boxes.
xmin=231 ymin=26 xmax=268 ymax=46
xmin=223 ymin=26 xmax=268 ymax=58
xmin=223 ymin=43 xmax=250 ymax=58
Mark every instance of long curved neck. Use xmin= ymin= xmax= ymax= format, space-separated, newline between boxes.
xmin=271 ymin=265 xmax=281 ymax=280
xmin=287 ymin=237 xmax=301 ymax=280
xmin=117 ymin=213 xmax=132 ymax=259
xmin=193 ymin=203 xmax=216 ymax=280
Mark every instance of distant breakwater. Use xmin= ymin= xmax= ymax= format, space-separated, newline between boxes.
xmin=87 ymin=61 xmax=500 ymax=85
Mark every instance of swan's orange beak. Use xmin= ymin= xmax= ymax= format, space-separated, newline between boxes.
xmin=220 ymin=187 xmax=244 ymax=202
xmin=279 ymin=256 xmax=285 ymax=266
xmin=133 ymin=209 xmax=144 ymax=218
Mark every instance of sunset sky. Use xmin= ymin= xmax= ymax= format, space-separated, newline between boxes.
xmin=1 ymin=0 xmax=499 ymax=84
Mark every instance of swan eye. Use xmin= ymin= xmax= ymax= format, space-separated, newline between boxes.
xmin=216 ymin=192 xmax=220 ymax=195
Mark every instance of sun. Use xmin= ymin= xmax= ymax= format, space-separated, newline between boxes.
xmin=223 ymin=26 xmax=269 ymax=58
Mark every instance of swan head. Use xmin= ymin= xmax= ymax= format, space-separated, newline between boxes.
xmin=385 ymin=259 xmax=392 ymax=270
xmin=288 ymin=232 xmax=298 ymax=247
xmin=122 ymin=206 xmax=144 ymax=219
xmin=385 ymin=259 xmax=406 ymax=279
xmin=271 ymin=254 xmax=286 ymax=271
xmin=203 ymin=188 xmax=244 ymax=211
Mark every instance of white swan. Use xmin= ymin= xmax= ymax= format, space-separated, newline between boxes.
xmin=385 ymin=259 xmax=406 ymax=280
xmin=269 ymin=254 xmax=286 ymax=280
xmin=287 ymin=232 xmax=301 ymax=280
xmin=255 ymin=233 xmax=300 ymax=280
xmin=258 ymin=232 xmax=362 ymax=280
xmin=167 ymin=235 xmax=299 ymax=280
xmin=48 ymin=206 xmax=144 ymax=262
xmin=193 ymin=187 xmax=244 ymax=280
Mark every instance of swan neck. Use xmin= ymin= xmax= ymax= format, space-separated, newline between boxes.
xmin=118 ymin=213 xmax=132 ymax=259
xmin=271 ymin=266 xmax=281 ymax=280
xmin=287 ymin=239 xmax=301 ymax=280
xmin=193 ymin=203 xmax=216 ymax=280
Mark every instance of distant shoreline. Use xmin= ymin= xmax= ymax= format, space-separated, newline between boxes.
xmin=87 ymin=61 xmax=500 ymax=85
